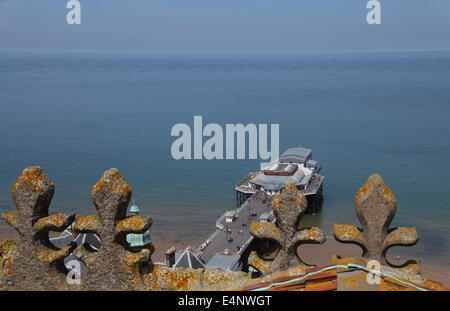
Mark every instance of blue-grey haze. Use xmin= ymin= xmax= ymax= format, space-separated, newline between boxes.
xmin=0 ymin=0 xmax=449 ymax=51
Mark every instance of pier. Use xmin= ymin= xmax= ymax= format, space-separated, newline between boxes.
xmin=198 ymin=147 xmax=325 ymax=269
xmin=236 ymin=172 xmax=324 ymax=212
xmin=235 ymin=147 xmax=325 ymax=212
xmin=197 ymin=191 xmax=275 ymax=267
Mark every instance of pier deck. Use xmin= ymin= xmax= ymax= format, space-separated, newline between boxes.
xmin=198 ymin=192 xmax=275 ymax=265
xmin=303 ymin=174 xmax=324 ymax=196
xmin=199 ymin=173 xmax=324 ymax=267
xmin=236 ymin=173 xmax=324 ymax=196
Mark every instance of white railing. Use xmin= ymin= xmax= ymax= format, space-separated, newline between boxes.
xmin=238 ymin=236 xmax=254 ymax=255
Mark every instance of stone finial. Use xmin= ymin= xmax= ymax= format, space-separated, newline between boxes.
xmin=248 ymin=180 xmax=326 ymax=275
xmin=334 ymin=174 xmax=418 ymax=265
xmin=72 ymin=168 xmax=153 ymax=290
xmin=1 ymin=167 xmax=75 ymax=290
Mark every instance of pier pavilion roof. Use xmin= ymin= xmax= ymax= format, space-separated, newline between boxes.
xmin=250 ymin=165 xmax=310 ymax=191
xmin=280 ymin=147 xmax=312 ymax=164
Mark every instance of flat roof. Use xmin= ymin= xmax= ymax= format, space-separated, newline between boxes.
xmin=250 ymin=167 xmax=307 ymax=191
xmin=279 ymin=147 xmax=312 ymax=163
xmin=263 ymin=163 xmax=298 ymax=175
xmin=205 ymin=253 xmax=241 ymax=271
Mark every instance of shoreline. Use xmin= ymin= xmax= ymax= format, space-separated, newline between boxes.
xmin=1 ymin=222 xmax=449 ymax=287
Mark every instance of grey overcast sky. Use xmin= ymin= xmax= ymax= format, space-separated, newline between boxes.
xmin=0 ymin=0 xmax=449 ymax=51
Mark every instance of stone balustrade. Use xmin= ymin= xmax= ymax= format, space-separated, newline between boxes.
xmin=0 ymin=167 xmax=437 ymax=291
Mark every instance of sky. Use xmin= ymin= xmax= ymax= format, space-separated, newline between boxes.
xmin=0 ymin=0 xmax=449 ymax=51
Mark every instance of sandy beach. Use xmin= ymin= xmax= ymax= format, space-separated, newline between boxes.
xmin=1 ymin=221 xmax=449 ymax=288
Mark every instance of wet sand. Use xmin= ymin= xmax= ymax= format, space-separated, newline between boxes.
xmin=1 ymin=223 xmax=449 ymax=288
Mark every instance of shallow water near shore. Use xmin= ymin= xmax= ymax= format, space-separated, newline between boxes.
xmin=0 ymin=50 xmax=449 ymax=270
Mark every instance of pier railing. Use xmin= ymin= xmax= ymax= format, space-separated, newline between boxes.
xmin=235 ymin=172 xmax=258 ymax=193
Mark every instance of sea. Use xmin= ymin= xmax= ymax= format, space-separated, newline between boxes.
xmin=0 ymin=50 xmax=449 ymax=267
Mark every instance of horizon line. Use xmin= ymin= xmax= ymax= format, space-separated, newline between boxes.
xmin=1 ymin=48 xmax=450 ymax=55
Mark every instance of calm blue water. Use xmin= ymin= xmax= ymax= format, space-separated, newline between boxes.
xmin=0 ymin=51 xmax=449 ymax=266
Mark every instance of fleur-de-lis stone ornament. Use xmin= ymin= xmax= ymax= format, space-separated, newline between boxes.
xmin=334 ymin=174 xmax=418 ymax=265
xmin=248 ymin=180 xmax=326 ymax=275
xmin=72 ymin=168 xmax=153 ymax=290
xmin=1 ymin=167 xmax=75 ymax=290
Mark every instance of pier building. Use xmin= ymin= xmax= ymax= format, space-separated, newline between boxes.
xmin=235 ymin=147 xmax=324 ymax=212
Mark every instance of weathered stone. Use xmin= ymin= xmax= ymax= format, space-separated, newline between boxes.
xmin=333 ymin=174 xmax=418 ymax=266
xmin=332 ymin=255 xmax=424 ymax=291
xmin=0 ymin=167 xmax=75 ymax=290
xmin=71 ymin=168 xmax=153 ymax=290
xmin=0 ymin=240 xmax=16 ymax=281
xmin=248 ymin=180 xmax=326 ymax=275
xmin=0 ymin=168 xmax=445 ymax=291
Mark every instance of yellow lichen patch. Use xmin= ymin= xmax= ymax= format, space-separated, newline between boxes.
xmin=2 ymin=211 xmax=19 ymax=227
xmin=331 ymin=255 xmax=359 ymax=265
xmin=248 ymin=251 xmax=272 ymax=275
xmin=122 ymin=250 xmax=149 ymax=285
xmin=122 ymin=250 xmax=148 ymax=266
xmin=117 ymin=215 xmax=150 ymax=232
xmin=258 ymin=265 xmax=307 ymax=284
xmin=201 ymin=269 xmax=248 ymax=290
xmin=74 ymin=215 xmax=99 ymax=231
xmin=284 ymin=265 xmax=307 ymax=277
xmin=272 ymin=180 xmax=306 ymax=212
xmin=422 ymin=278 xmax=448 ymax=291
xmin=12 ymin=166 xmax=53 ymax=193
xmin=334 ymin=224 xmax=362 ymax=241
xmin=38 ymin=245 xmax=72 ymax=263
xmin=377 ymin=276 xmax=416 ymax=291
xmin=396 ymin=263 xmax=420 ymax=276
xmin=34 ymin=213 xmax=71 ymax=230
xmin=145 ymin=265 xmax=203 ymax=291
xmin=296 ymin=227 xmax=325 ymax=242
xmin=381 ymin=185 xmax=396 ymax=205
xmin=340 ymin=270 xmax=367 ymax=290
xmin=91 ymin=168 xmax=131 ymax=197
xmin=354 ymin=174 xmax=397 ymax=207
xmin=385 ymin=227 xmax=418 ymax=245
xmin=0 ymin=240 xmax=17 ymax=277
xmin=250 ymin=222 xmax=282 ymax=241
xmin=0 ymin=239 xmax=16 ymax=255
xmin=357 ymin=183 xmax=368 ymax=197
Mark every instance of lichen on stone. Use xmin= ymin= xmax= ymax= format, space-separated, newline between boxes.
xmin=0 ymin=166 xmax=75 ymax=290
xmin=248 ymin=180 xmax=326 ymax=275
xmin=71 ymin=168 xmax=153 ymax=290
xmin=334 ymin=174 xmax=419 ymax=266
xmin=0 ymin=168 xmax=445 ymax=291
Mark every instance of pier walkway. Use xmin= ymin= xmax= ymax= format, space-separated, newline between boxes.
xmin=198 ymin=191 xmax=275 ymax=265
